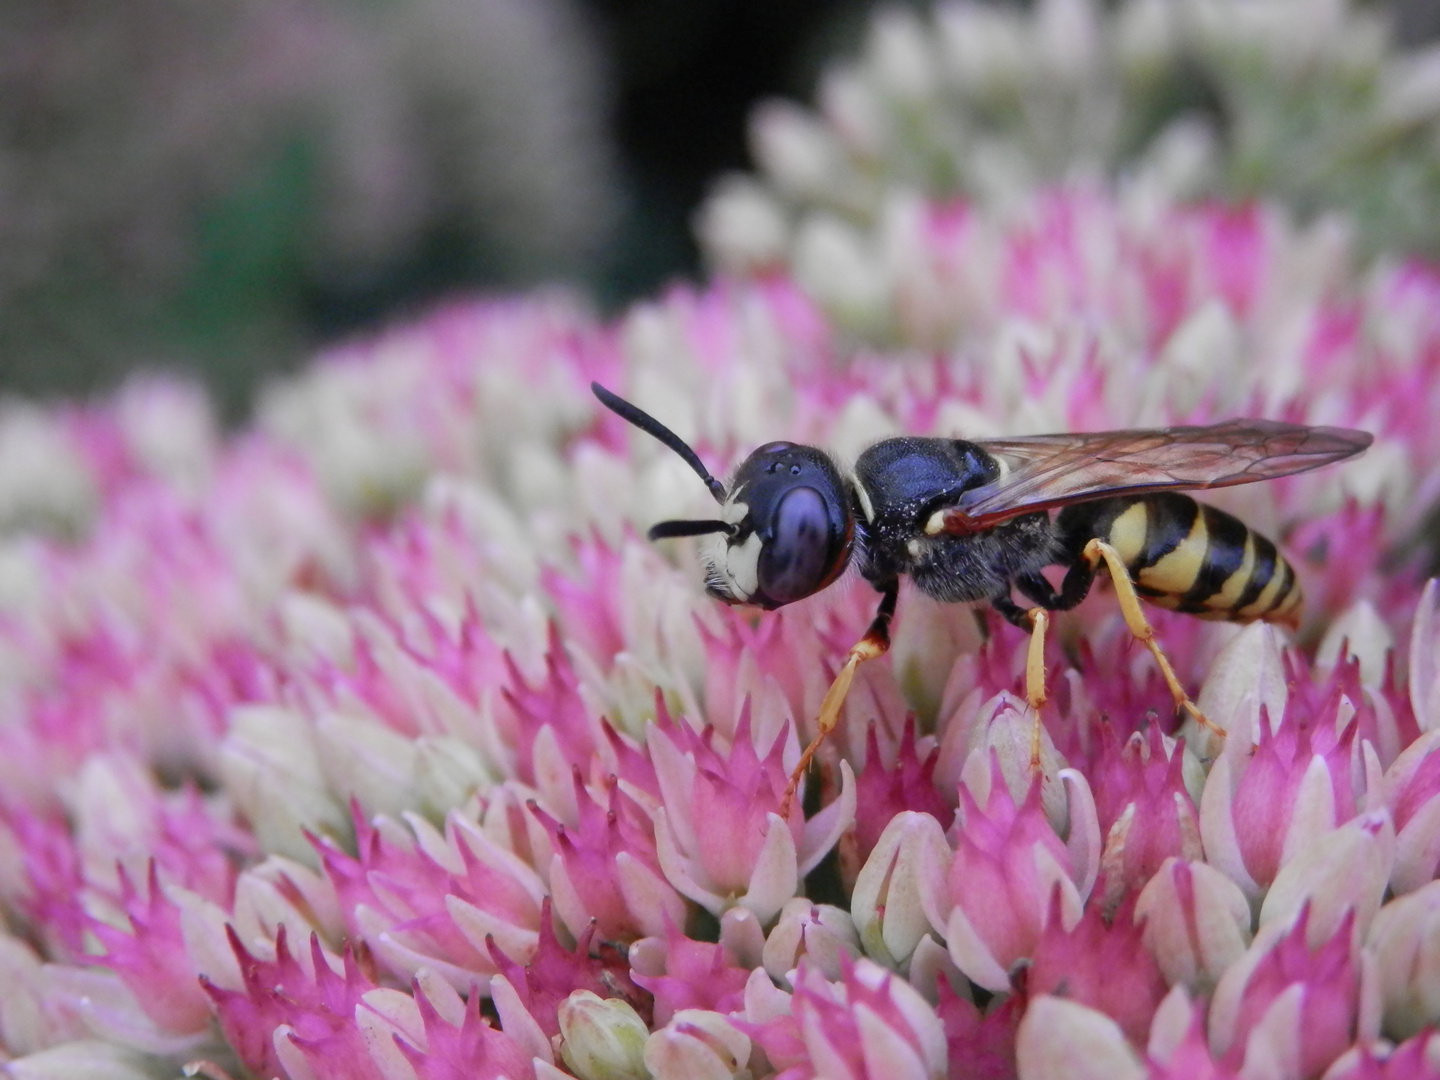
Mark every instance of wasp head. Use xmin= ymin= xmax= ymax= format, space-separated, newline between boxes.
xmin=592 ymin=384 xmax=855 ymax=609
xmin=699 ymin=441 xmax=853 ymax=608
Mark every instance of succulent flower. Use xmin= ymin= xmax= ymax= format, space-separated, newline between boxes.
xmin=925 ymin=764 xmax=1093 ymax=992
xmin=0 ymin=139 xmax=1438 ymax=1080
xmin=1208 ymin=906 xmax=1379 ymax=1079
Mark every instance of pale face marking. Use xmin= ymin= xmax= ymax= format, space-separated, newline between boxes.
xmin=701 ymin=498 xmax=762 ymax=602
xmin=723 ymin=530 xmax=764 ymax=600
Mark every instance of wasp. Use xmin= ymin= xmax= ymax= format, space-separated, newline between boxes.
xmin=592 ymin=383 xmax=1373 ymax=806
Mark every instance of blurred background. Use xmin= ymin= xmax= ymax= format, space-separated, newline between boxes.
xmin=0 ymin=0 xmax=1435 ymax=416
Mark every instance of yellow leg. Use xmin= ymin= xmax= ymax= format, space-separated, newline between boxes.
xmin=1025 ymin=607 xmax=1049 ymax=768
xmin=780 ymin=634 xmax=889 ymax=818
xmin=1025 ymin=607 xmax=1049 ymax=711
xmin=781 ymin=584 xmax=898 ymax=817
xmin=1082 ymin=538 xmax=1223 ymax=739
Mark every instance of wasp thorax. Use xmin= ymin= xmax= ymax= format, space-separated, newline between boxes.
xmin=703 ymin=442 xmax=855 ymax=609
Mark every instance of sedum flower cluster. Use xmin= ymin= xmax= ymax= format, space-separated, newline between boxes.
xmin=0 ymin=179 xmax=1438 ymax=1080
xmin=698 ymin=0 xmax=1440 ymax=340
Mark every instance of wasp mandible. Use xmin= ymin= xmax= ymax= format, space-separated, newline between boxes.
xmin=592 ymin=383 xmax=1373 ymax=809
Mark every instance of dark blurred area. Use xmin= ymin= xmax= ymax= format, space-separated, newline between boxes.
xmin=587 ymin=0 xmax=866 ymax=297
xmin=0 ymin=0 xmax=1431 ymax=416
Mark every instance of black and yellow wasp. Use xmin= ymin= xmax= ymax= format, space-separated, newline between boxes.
xmin=593 ymin=383 xmax=1373 ymax=803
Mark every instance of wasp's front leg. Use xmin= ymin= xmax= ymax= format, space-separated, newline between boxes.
xmin=990 ymin=589 xmax=1060 ymax=768
xmin=990 ymin=591 xmax=1052 ymax=711
xmin=781 ymin=579 xmax=899 ymax=817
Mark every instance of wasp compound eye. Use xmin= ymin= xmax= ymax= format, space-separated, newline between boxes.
xmin=756 ymin=486 xmax=842 ymax=604
xmin=720 ymin=442 xmax=855 ymax=608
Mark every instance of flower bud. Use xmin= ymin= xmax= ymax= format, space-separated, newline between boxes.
xmin=1317 ymin=600 xmax=1393 ymax=688
xmin=1410 ymin=579 xmax=1440 ymax=733
xmin=750 ymin=102 xmax=843 ymax=201
xmin=0 ymin=404 xmax=96 ymax=535
xmin=762 ymin=898 xmax=859 ymax=983
xmin=0 ymin=933 xmax=50 ymax=1057
xmin=558 ymin=991 xmax=651 ymax=1080
xmin=957 ymin=703 xmax=1071 ymax=835
xmin=3 ymin=1039 xmax=169 ymax=1080
xmin=1015 ymin=996 xmax=1145 ymax=1080
xmin=1260 ymin=811 xmax=1395 ymax=948
xmin=1366 ymin=878 xmax=1440 ymax=1040
xmin=851 ymin=811 xmax=950 ymax=970
xmin=1194 ymin=621 xmax=1288 ymax=751
xmin=643 ymin=1009 xmax=750 ymax=1080
xmin=1135 ymin=858 xmax=1251 ymax=995
xmin=927 ymin=767 xmax=1086 ymax=992
xmin=696 ymin=176 xmax=790 ymax=275
xmin=792 ymin=215 xmax=888 ymax=334
xmin=219 ymin=706 xmax=348 ymax=864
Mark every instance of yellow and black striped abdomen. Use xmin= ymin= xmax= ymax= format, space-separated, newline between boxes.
xmin=1055 ymin=493 xmax=1302 ymax=625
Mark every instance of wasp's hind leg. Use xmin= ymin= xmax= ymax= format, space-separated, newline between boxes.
xmin=1077 ymin=538 xmax=1221 ymax=739
xmin=782 ymin=579 xmax=900 ymax=817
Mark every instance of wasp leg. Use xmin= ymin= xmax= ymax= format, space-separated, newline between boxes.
xmin=1080 ymin=538 xmax=1221 ymax=738
xmin=781 ymin=580 xmax=899 ymax=817
xmin=991 ymin=592 xmax=1052 ymax=768
xmin=1017 ymin=566 xmax=1094 ymax=612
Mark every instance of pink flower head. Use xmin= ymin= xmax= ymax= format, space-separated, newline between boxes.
xmin=631 ymin=925 xmax=751 ymax=1028
xmin=303 ymin=586 xmax=506 ymax=739
xmin=698 ymin=603 xmax=838 ymax=755
xmin=394 ymin=982 xmax=536 ymax=1080
xmin=1146 ymin=1003 xmax=1242 ymax=1080
xmin=848 ymin=718 xmax=954 ymax=874
xmin=204 ymin=926 xmax=381 ymax=1080
xmin=1027 ymin=892 xmax=1167 ymax=1046
xmin=529 ymin=770 xmax=685 ymax=943
xmin=1209 ymin=906 xmax=1373 ymax=1080
xmin=542 ymin=536 xmax=632 ymax=672
xmin=927 ymin=760 xmax=1087 ymax=991
xmin=3 ymin=162 xmax=1440 ymax=1080
xmin=1201 ymin=704 xmax=1359 ymax=897
xmin=1135 ymin=858 xmax=1253 ymax=996
xmin=315 ymin=802 xmax=545 ymax=985
xmin=650 ymin=704 xmax=854 ymax=923
xmin=1322 ymin=1031 xmax=1440 ymax=1080
xmin=501 ymin=624 xmax=611 ymax=788
xmin=1057 ymin=617 xmax=1215 ymax=752
xmin=776 ymin=957 xmax=947 ymax=1080
xmin=1391 ymin=742 xmax=1440 ymax=839
xmin=5 ymin=807 xmax=90 ymax=959
xmin=1087 ymin=726 xmax=1202 ymax=899
xmin=487 ymin=897 xmax=647 ymax=1041
xmin=935 ymin=977 xmax=1023 ymax=1080
xmin=1384 ymin=734 xmax=1440 ymax=894
xmin=90 ymin=861 xmax=214 ymax=1035
xmin=1285 ymin=646 xmax=1416 ymax=770
xmin=698 ymin=612 xmax=800 ymax=745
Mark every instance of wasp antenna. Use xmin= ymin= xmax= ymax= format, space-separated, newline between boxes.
xmin=648 ymin=519 xmax=735 ymax=541
xmin=592 ymin=382 xmax=727 ymax=504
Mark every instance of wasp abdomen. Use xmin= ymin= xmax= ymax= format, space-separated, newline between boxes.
xmin=1056 ymin=492 xmax=1302 ymax=625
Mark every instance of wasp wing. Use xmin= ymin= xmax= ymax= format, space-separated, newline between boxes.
xmin=937 ymin=419 xmax=1373 ymax=534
